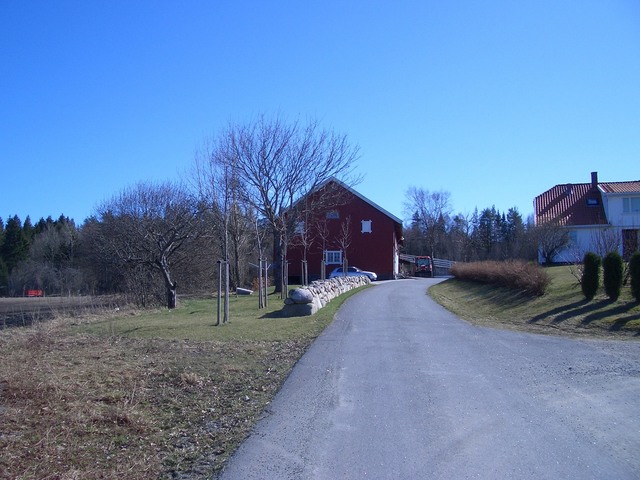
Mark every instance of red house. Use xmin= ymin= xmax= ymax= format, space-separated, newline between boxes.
xmin=287 ymin=179 xmax=403 ymax=282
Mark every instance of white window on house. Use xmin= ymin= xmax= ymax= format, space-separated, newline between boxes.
xmin=623 ymin=197 xmax=640 ymax=213
xmin=325 ymin=250 xmax=343 ymax=265
xmin=295 ymin=221 xmax=305 ymax=235
xmin=361 ymin=219 xmax=372 ymax=233
xmin=326 ymin=210 xmax=339 ymax=219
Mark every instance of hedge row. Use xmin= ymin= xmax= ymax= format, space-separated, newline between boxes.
xmin=450 ymin=260 xmax=550 ymax=296
xmin=582 ymin=251 xmax=640 ymax=302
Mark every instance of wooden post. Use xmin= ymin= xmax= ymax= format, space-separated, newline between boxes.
xmin=282 ymin=261 xmax=289 ymax=299
xmin=302 ymin=260 xmax=308 ymax=286
xmin=263 ymin=260 xmax=269 ymax=308
xmin=258 ymin=258 xmax=264 ymax=309
xmin=224 ymin=260 xmax=229 ymax=323
xmin=216 ymin=260 xmax=222 ymax=326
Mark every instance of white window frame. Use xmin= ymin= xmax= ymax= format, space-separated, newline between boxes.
xmin=623 ymin=197 xmax=640 ymax=213
xmin=325 ymin=250 xmax=343 ymax=265
xmin=361 ymin=219 xmax=372 ymax=233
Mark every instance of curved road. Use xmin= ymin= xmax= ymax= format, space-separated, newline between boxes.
xmin=220 ymin=278 xmax=640 ymax=479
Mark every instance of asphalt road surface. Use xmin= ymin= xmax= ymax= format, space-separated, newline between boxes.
xmin=219 ymin=278 xmax=640 ymax=480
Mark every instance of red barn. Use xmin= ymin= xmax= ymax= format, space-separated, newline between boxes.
xmin=287 ymin=179 xmax=403 ymax=282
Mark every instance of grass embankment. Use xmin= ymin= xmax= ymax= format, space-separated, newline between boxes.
xmin=0 ymin=287 xmax=366 ymax=479
xmin=430 ymin=265 xmax=640 ymax=338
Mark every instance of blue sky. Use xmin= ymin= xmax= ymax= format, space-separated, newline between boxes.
xmin=2 ymin=1 xmax=639 ymax=226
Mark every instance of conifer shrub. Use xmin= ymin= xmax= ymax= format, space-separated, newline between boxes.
xmin=581 ymin=252 xmax=600 ymax=301
xmin=629 ymin=252 xmax=640 ymax=303
xmin=602 ymin=251 xmax=623 ymax=301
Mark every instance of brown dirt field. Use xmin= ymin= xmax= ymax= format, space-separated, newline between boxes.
xmin=0 ymin=296 xmax=121 ymax=329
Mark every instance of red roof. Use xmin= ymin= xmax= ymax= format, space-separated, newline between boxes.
xmin=535 ymin=183 xmax=606 ymax=226
xmin=535 ymin=177 xmax=640 ymax=226
xmin=599 ymin=181 xmax=640 ymax=194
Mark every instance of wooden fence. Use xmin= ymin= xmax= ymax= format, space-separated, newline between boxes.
xmin=432 ymin=258 xmax=455 ymax=276
xmin=398 ymin=255 xmax=455 ymax=277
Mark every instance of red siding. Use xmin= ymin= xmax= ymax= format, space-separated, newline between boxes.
xmin=287 ymin=183 xmax=401 ymax=281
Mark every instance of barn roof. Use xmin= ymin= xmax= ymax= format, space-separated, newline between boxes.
xmin=323 ymin=178 xmax=403 ymax=225
xmin=304 ymin=177 xmax=403 ymax=245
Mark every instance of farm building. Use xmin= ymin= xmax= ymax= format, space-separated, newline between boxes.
xmin=286 ymin=178 xmax=403 ymax=282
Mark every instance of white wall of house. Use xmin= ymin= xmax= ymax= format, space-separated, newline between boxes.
xmin=551 ymin=224 xmax=640 ymax=263
xmin=549 ymin=226 xmax=603 ymax=263
xmin=603 ymin=193 xmax=640 ymax=228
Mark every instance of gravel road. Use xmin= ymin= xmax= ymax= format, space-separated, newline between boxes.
xmin=219 ymin=278 xmax=640 ymax=480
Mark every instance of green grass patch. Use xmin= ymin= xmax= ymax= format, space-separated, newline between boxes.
xmin=430 ymin=265 xmax=640 ymax=337
xmin=78 ymin=290 xmax=336 ymax=342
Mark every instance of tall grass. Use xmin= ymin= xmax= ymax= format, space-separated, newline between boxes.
xmin=450 ymin=260 xmax=550 ymax=296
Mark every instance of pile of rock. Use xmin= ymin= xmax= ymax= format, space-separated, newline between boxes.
xmin=282 ymin=275 xmax=370 ymax=316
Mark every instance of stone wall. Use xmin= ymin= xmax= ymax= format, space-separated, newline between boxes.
xmin=282 ymin=276 xmax=371 ymax=316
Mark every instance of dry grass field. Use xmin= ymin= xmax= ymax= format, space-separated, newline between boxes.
xmin=0 ymin=296 xmax=120 ymax=329
xmin=0 ymin=289 xmax=363 ymax=479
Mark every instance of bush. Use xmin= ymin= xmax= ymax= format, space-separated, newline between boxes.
xmin=450 ymin=260 xmax=550 ymax=296
xmin=630 ymin=252 xmax=640 ymax=302
xmin=602 ymin=251 xmax=624 ymax=301
xmin=581 ymin=252 xmax=601 ymax=301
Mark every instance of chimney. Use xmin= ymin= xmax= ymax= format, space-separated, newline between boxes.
xmin=591 ymin=171 xmax=598 ymax=188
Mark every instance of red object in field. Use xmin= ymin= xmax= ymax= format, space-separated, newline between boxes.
xmin=25 ymin=289 xmax=44 ymax=297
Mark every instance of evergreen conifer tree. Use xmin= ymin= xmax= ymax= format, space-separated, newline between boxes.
xmin=1 ymin=215 xmax=29 ymax=273
xmin=629 ymin=252 xmax=640 ymax=303
xmin=581 ymin=252 xmax=601 ymax=301
xmin=22 ymin=215 xmax=34 ymax=243
xmin=0 ymin=257 xmax=7 ymax=294
xmin=0 ymin=217 xmax=4 ymax=259
xmin=603 ymin=251 xmax=623 ymax=301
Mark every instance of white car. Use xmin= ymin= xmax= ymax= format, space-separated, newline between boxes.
xmin=329 ymin=266 xmax=377 ymax=281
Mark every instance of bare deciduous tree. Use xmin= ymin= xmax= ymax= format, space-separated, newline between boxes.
xmin=448 ymin=213 xmax=473 ymax=262
xmin=290 ymin=209 xmax=315 ymax=286
xmin=315 ymin=217 xmax=331 ymax=280
xmin=193 ymin=140 xmax=258 ymax=322
xmin=404 ymin=187 xmax=453 ymax=258
xmin=534 ymin=221 xmax=570 ymax=265
xmin=94 ymin=181 xmax=202 ymax=309
xmin=336 ymin=215 xmax=353 ymax=275
xmin=208 ymin=115 xmax=360 ymax=296
xmin=591 ymin=226 xmax=621 ymax=258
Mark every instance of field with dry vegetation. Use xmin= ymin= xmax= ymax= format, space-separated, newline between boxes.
xmin=0 ymin=289 xmax=363 ymax=479
xmin=450 ymin=260 xmax=550 ymax=296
